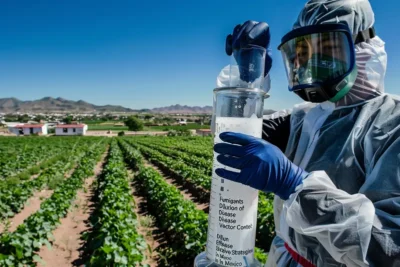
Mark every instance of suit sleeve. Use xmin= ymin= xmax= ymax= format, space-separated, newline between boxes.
xmin=262 ymin=110 xmax=291 ymax=152
xmin=279 ymin=105 xmax=400 ymax=266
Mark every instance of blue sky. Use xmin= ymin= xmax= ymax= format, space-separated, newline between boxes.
xmin=0 ymin=0 xmax=399 ymax=111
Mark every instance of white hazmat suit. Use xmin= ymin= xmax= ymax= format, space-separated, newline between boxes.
xmin=216 ymin=1 xmax=400 ymax=266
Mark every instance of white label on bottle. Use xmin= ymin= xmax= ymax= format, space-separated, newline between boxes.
xmin=206 ymin=116 xmax=262 ymax=266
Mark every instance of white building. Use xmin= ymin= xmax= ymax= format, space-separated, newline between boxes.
xmin=55 ymin=124 xmax=88 ymax=136
xmin=3 ymin=122 xmax=22 ymax=128
xmin=9 ymin=124 xmax=48 ymax=136
xmin=178 ymin=119 xmax=187 ymax=125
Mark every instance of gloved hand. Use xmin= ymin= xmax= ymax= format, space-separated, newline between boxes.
xmin=214 ymin=132 xmax=308 ymax=200
xmin=225 ymin=20 xmax=273 ymax=82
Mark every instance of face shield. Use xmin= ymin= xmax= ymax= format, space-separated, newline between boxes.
xmin=278 ymin=24 xmax=374 ymax=103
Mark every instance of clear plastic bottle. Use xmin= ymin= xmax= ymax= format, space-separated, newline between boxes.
xmin=195 ymin=46 xmax=268 ymax=267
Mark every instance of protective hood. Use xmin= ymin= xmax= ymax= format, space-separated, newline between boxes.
xmin=293 ymin=0 xmax=387 ymax=106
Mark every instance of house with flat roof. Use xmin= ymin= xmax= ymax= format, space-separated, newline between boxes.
xmin=8 ymin=124 xmax=48 ymax=136
xmin=55 ymin=124 xmax=88 ymax=136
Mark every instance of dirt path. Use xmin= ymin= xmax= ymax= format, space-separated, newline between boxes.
xmin=0 ymin=189 xmax=53 ymax=233
xmin=28 ymin=172 xmax=41 ymax=181
xmin=128 ymin=170 xmax=159 ymax=267
xmin=37 ymin=150 xmax=108 ymax=267
xmin=144 ymin=160 xmax=209 ymax=212
xmin=0 ymin=164 xmax=78 ymax=234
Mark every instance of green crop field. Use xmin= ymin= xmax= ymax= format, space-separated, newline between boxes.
xmin=144 ymin=123 xmax=211 ymax=131
xmin=0 ymin=135 xmax=272 ymax=266
xmin=87 ymin=125 xmax=129 ymax=131
xmin=87 ymin=123 xmax=210 ymax=131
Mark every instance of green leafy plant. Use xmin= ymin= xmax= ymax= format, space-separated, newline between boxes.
xmin=135 ymin=140 xmax=212 ymax=175
xmin=0 ymin=137 xmax=80 ymax=179
xmin=0 ymin=138 xmax=105 ymax=220
xmin=84 ymin=140 xmax=146 ymax=266
xmin=122 ymin=136 xmax=275 ymax=254
xmin=122 ymin=144 xmax=208 ymax=264
xmin=0 ymin=141 xmax=106 ymax=266
xmin=127 ymin=140 xmax=211 ymax=190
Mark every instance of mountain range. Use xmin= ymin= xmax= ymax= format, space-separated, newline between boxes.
xmin=0 ymin=97 xmax=213 ymax=114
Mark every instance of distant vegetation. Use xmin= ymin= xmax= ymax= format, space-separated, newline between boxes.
xmin=80 ymin=114 xmax=211 ymax=132
xmin=86 ymin=123 xmax=210 ymax=132
xmin=124 ymin=116 xmax=144 ymax=132
xmin=1 ymin=107 xmax=212 ymax=134
xmin=87 ymin=125 xmax=129 ymax=131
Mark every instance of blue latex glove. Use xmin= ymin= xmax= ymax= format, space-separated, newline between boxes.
xmin=225 ymin=20 xmax=273 ymax=81
xmin=214 ymin=132 xmax=308 ymax=200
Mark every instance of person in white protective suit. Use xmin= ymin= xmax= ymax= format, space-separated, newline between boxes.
xmin=214 ymin=0 xmax=400 ymax=266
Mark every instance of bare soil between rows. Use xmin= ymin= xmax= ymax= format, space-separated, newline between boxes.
xmin=120 ymin=143 xmax=211 ymax=266
xmin=0 ymin=165 xmax=78 ymax=234
xmin=127 ymin=169 xmax=159 ymax=267
xmin=0 ymin=189 xmax=53 ymax=233
xmin=143 ymin=158 xmax=210 ymax=213
xmin=130 ymin=175 xmax=179 ymax=267
xmin=37 ymin=150 xmax=108 ymax=267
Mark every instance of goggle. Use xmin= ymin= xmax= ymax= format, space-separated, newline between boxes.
xmin=278 ymin=24 xmax=375 ymax=101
